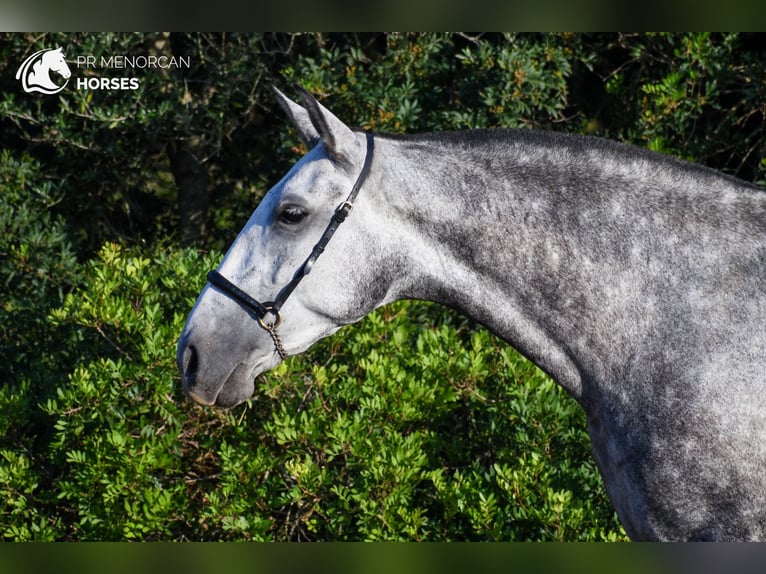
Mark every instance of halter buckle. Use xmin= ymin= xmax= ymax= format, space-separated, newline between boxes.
xmin=336 ymin=200 xmax=354 ymax=219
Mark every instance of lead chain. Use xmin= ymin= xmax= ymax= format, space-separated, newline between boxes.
xmin=263 ymin=323 xmax=287 ymax=361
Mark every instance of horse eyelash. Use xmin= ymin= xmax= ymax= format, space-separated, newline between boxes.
xmin=277 ymin=205 xmax=308 ymax=225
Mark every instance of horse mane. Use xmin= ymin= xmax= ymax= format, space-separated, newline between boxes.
xmin=368 ymin=126 xmax=765 ymax=194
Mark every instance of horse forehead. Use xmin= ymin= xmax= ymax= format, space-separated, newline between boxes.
xmin=281 ymin=149 xmax=347 ymax=198
xmin=236 ymin=152 xmax=338 ymax=234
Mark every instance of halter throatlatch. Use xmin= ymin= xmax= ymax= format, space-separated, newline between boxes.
xmin=206 ymin=132 xmax=375 ymax=361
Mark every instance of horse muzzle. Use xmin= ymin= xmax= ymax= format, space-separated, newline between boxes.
xmin=177 ymin=340 xmax=256 ymax=408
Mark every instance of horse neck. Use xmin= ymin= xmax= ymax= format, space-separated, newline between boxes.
xmin=370 ymin=133 xmax=579 ymax=396
xmin=372 ymin=130 xmax=759 ymax=401
xmin=31 ymin=60 xmax=54 ymax=83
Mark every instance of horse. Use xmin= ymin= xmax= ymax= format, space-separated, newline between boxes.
xmin=16 ymin=47 xmax=71 ymax=94
xmin=177 ymin=86 xmax=766 ymax=541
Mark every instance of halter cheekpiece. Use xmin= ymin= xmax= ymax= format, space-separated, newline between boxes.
xmin=206 ymin=132 xmax=375 ymax=360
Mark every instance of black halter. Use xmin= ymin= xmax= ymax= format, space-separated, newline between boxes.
xmin=206 ymin=132 xmax=375 ymax=360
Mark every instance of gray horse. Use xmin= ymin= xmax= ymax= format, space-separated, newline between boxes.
xmin=177 ymin=86 xmax=766 ymax=541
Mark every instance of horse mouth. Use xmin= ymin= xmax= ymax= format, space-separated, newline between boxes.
xmin=213 ymin=363 xmax=255 ymax=408
xmin=180 ymin=345 xmax=255 ymax=408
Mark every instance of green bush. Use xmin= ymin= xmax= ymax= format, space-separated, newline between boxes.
xmin=0 ymin=151 xmax=80 ymax=384
xmin=42 ymin=243 xmax=218 ymax=540
xmin=281 ymin=33 xmax=586 ymax=133
xmin=0 ymin=151 xmax=81 ymax=541
xmin=227 ymin=303 xmax=626 ymax=541
xmin=1 ymin=241 xmax=625 ymax=541
xmin=1 ymin=243 xmax=209 ymax=540
xmin=610 ymin=33 xmax=766 ymax=182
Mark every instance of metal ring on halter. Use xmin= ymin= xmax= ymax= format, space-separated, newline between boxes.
xmin=257 ymin=307 xmax=282 ymax=330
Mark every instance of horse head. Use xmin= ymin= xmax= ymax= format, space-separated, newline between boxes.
xmin=43 ymin=47 xmax=71 ymax=80
xmin=177 ymin=87 xmax=392 ymax=407
xmin=17 ymin=47 xmax=71 ymax=94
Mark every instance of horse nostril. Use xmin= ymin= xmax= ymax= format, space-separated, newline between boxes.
xmin=182 ymin=344 xmax=199 ymax=379
xmin=179 ymin=344 xmax=218 ymax=406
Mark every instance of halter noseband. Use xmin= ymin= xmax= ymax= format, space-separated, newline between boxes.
xmin=206 ymin=132 xmax=375 ymax=360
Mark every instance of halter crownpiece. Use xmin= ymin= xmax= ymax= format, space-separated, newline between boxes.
xmin=207 ymin=131 xmax=375 ymax=360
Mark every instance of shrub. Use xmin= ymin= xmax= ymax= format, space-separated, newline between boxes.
xmin=0 ymin=241 xmax=625 ymax=540
xmin=0 ymin=151 xmax=80 ymax=386
xmin=206 ymin=302 xmax=626 ymax=541
xmin=0 ymin=151 xmax=81 ymax=541
xmin=281 ymin=33 xmax=586 ymax=134
xmin=41 ymin=243 xmax=218 ymax=540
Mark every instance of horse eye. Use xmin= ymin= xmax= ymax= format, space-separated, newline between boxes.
xmin=278 ymin=205 xmax=308 ymax=225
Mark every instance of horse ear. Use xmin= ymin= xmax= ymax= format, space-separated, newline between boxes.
xmin=294 ymin=85 xmax=356 ymax=165
xmin=272 ymin=85 xmax=319 ymax=147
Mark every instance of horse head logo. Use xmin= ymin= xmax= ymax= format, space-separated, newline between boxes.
xmin=15 ymin=47 xmax=71 ymax=95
